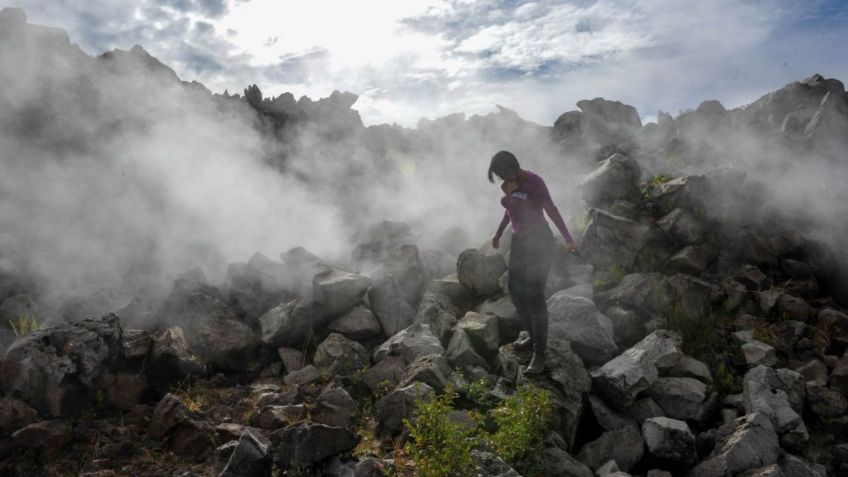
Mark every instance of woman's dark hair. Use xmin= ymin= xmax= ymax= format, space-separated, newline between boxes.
xmin=488 ymin=150 xmax=521 ymax=183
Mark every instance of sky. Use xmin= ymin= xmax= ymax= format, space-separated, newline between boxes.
xmin=9 ymin=0 xmax=848 ymax=127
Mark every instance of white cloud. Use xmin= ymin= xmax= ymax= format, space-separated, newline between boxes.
xmin=10 ymin=0 xmax=848 ymax=126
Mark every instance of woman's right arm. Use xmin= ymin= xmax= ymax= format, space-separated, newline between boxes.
xmin=493 ymin=211 xmax=510 ymax=248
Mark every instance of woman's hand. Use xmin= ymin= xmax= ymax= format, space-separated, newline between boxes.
xmin=492 ymin=236 xmax=500 ymax=249
xmin=564 ymin=240 xmax=579 ymax=255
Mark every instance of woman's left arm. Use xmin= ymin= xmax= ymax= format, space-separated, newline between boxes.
xmin=536 ymin=177 xmax=575 ymax=244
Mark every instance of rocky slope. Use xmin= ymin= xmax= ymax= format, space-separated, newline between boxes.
xmin=2 ymin=6 xmax=848 ymax=477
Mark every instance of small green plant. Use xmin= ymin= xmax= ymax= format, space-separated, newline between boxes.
xmin=404 ymin=388 xmax=478 ymax=477
xmin=648 ymin=174 xmax=674 ymax=186
xmin=9 ymin=315 xmax=39 ymax=336
xmin=713 ymin=361 xmax=742 ymax=396
xmin=465 ymin=377 xmax=496 ymax=410
xmin=486 ymin=385 xmax=553 ymax=470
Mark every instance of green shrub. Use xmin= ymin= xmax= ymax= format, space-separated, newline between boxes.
xmin=9 ymin=315 xmax=39 ymax=336
xmin=403 ymin=388 xmax=478 ymax=477
xmin=487 ymin=385 xmax=553 ymax=469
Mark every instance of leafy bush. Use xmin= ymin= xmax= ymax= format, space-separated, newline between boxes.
xmin=403 ymin=388 xmax=478 ymax=477
xmin=486 ymin=385 xmax=553 ymax=468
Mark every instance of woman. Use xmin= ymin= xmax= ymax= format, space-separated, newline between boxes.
xmin=489 ymin=150 xmax=578 ymax=374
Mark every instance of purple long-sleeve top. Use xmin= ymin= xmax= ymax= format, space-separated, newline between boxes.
xmin=494 ymin=170 xmax=574 ymax=243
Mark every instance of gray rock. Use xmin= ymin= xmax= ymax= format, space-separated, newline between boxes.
xmin=588 ymin=395 xmax=636 ymax=431
xmin=0 ymin=397 xmax=39 ymax=435
xmin=641 ymin=417 xmax=696 ymax=465
xmin=667 ymin=245 xmax=712 ymax=275
xmin=283 ymin=365 xmax=324 ymax=386
xmin=311 ymin=387 xmax=359 ymax=429
xmin=277 ymin=347 xmax=305 ymax=374
xmin=742 ymin=340 xmax=778 ymax=367
xmin=478 ymin=296 xmax=520 ymax=343
xmin=656 ymin=208 xmax=705 ymax=245
xmin=604 ymin=306 xmax=648 ymax=349
xmin=327 ymin=306 xmax=382 ymax=342
xmin=777 ymin=295 xmax=812 ymax=322
xmin=806 ymin=381 xmax=848 ymax=419
xmin=735 ymin=265 xmax=769 ymax=291
xmin=400 ymin=353 xmax=456 ymax=393
xmin=591 ymin=330 xmax=682 ymax=410
xmin=312 ymin=269 xmax=371 ymax=318
xmin=543 ymin=447 xmax=593 ymax=477
xmin=457 ymin=311 xmax=501 ymax=356
xmin=249 ymin=405 xmax=307 ymax=430
xmin=258 ymin=299 xmax=313 ymax=348
xmin=830 ymin=349 xmax=848 ymax=396
xmin=457 ymin=249 xmax=506 ymax=296
xmin=149 ymin=393 xmax=191 ymax=440
xmin=373 ymin=323 xmax=444 ymax=365
xmin=376 ymin=244 xmax=427 ymax=306
xmin=817 ymin=309 xmax=848 ymax=335
xmin=594 ymin=273 xmax=672 ymax=318
xmin=11 ymin=420 xmax=71 ymax=450
xmin=580 ymin=209 xmax=657 ymax=274
xmin=576 ymin=425 xmax=644 ymax=472
xmin=647 ymin=377 xmax=710 ymax=422
xmin=579 ymin=153 xmax=642 ymax=207
xmin=793 ymin=359 xmax=828 ymax=386
xmin=362 ymin=355 xmax=405 ymax=395
xmin=218 ymin=428 xmax=272 ymax=477
xmin=273 ymin=422 xmax=358 ymax=470
xmin=690 ymin=413 xmax=779 ymax=476
xmin=655 ymin=351 xmax=713 ymax=383
xmin=742 ymin=366 xmax=805 ymax=435
xmin=1 ymin=314 xmax=124 ymax=417
xmin=447 ymin=329 xmax=490 ymax=372
xmin=148 ymin=327 xmax=204 ymax=392
xmin=547 ymin=292 xmax=618 ymax=366
xmin=414 ymin=292 xmax=459 ymax=345
xmin=159 ymin=288 xmax=257 ymax=371
xmin=374 ymin=382 xmax=434 ymax=436
xmin=313 ymin=333 xmax=370 ymax=376
xmin=368 ymin=272 xmax=416 ymax=338
xmin=667 ymin=273 xmax=715 ymax=321
xmin=472 ymin=450 xmax=521 ymax=477
xmin=628 ymin=397 xmax=665 ymax=424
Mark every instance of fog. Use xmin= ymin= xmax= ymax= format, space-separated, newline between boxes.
xmin=2 ymin=6 xmax=847 ymax=321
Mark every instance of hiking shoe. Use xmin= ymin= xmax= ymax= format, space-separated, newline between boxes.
xmin=513 ymin=335 xmax=533 ymax=351
xmin=524 ymin=354 xmax=546 ymax=375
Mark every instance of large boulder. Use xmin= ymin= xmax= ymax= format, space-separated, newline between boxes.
xmin=594 ymin=273 xmax=672 ymax=319
xmin=456 ymin=249 xmax=506 ymax=296
xmin=273 ymin=422 xmax=358 ymax=470
xmin=1 ymin=314 xmax=123 ymax=417
xmin=258 ymin=299 xmax=313 ymax=348
xmin=414 ymin=291 xmax=460 ymax=345
xmin=217 ymin=428 xmax=272 ymax=477
xmin=373 ymin=323 xmax=444 ymax=365
xmin=313 ymin=333 xmax=370 ymax=376
xmin=312 ymin=268 xmax=371 ymax=319
xmin=656 ymin=208 xmax=706 ymax=246
xmin=742 ymin=366 xmax=805 ymax=436
xmin=546 ymin=292 xmax=618 ymax=366
xmin=641 ymin=417 xmax=696 ymax=466
xmin=446 ymin=328 xmax=489 ymax=372
xmin=578 ymin=153 xmax=642 ymax=207
xmin=326 ymin=305 xmax=382 ymax=343
xmin=591 ymin=330 xmax=682 ymax=410
xmin=646 ymin=377 xmax=711 ymax=422
xmin=456 ymin=311 xmax=500 ymax=356
xmin=374 ymin=382 xmax=434 ymax=436
xmin=580 ymin=209 xmax=659 ymax=274
xmin=148 ymin=327 xmax=204 ymax=392
xmin=576 ymin=424 xmax=644 ymax=472
xmin=689 ymin=413 xmax=779 ymax=476
xmin=158 ymin=287 xmax=257 ymax=371
xmin=368 ymin=272 xmax=416 ymax=338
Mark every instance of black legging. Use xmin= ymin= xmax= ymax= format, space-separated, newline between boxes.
xmin=507 ymin=225 xmax=554 ymax=355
